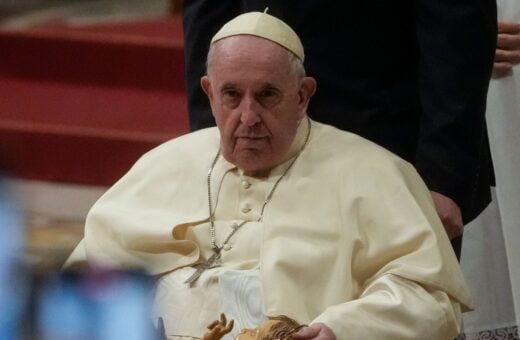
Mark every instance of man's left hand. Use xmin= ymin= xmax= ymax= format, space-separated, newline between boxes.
xmin=292 ymin=323 xmax=336 ymax=340
xmin=493 ymin=21 xmax=520 ymax=78
xmin=430 ymin=191 xmax=463 ymax=239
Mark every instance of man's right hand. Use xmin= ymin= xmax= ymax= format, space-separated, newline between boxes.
xmin=292 ymin=323 xmax=336 ymax=340
xmin=430 ymin=191 xmax=463 ymax=240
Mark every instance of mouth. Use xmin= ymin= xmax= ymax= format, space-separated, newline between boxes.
xmin=235 ymin=136 xmax=268 ymax=149
xmin=236 ymin=135 xmax=267 ymax=139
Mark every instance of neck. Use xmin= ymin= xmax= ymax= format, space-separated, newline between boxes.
xmin=242 ymin=168 xmax=271 ymax=178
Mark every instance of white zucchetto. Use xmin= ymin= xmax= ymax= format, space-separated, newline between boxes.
xmin=211 ymin=10 xmax=305 ymax=62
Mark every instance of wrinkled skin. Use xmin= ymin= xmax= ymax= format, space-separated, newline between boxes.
xmin=201 ymin=35 xmax=316 ymax=177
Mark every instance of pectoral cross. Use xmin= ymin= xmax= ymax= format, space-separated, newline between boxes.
xmin=184 ymin=251 xmax=222 ymax=285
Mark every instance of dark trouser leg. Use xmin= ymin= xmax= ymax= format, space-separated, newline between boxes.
xmin=451 ymin=235 xmax=462 ymax=261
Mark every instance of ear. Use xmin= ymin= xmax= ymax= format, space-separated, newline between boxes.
xmin=297 ymin=77 xmax=317 ymax=119
xmin=201 ymin=75 xmax=213 ymax=100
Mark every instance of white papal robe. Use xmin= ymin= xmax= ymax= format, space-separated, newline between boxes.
xmin=65 ymin=118 xmax=472 ymax=340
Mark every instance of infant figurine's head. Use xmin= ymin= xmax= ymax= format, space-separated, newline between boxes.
xmin=236 ymin=315 xmax=302 ymax=340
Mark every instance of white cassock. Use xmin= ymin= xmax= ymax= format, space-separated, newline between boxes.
xmin=65 ymin=119 xmax=472 ymax=340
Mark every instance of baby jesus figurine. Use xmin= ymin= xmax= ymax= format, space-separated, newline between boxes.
xmin=203 ymin=313 xmax=303 ymax=340
xmin=202 ymin=314 xmax=234 ymax=340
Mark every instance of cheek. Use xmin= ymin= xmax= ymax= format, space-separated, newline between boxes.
xmin=267 ymin=116 xmax=299 ymax=144
xmin=213 ymin=105 xmax=236 ymax=132
xmin=214 ymin=110 xmax=242 ymax=149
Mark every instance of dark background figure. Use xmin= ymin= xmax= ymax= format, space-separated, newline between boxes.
xmin=182 ymin=0 xmax=497 ymax=256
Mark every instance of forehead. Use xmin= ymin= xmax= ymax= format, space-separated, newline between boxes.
xmin=209 ymin=35 xmax=293 ymax=83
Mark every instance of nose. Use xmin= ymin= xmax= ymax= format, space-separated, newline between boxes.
xmin=239 ymin=96 xmax=261 ymax=127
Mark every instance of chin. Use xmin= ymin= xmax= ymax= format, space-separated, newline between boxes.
xmin=236 ymin=155 xmax=274 ymax=176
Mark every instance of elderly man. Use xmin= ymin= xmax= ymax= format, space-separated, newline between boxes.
xmin=65 ymin=11 xmax=472 ymax=340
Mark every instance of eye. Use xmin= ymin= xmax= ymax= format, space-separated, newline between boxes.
xmin=256 ymin=88 xmax=281 ymax=108
xmin=257 ymin=89 xmax=278 ymax=100
xmin=222 ymin=89 xmax=239 ymax=98
xmin=222 ymin=89 xmax=240 ymax=99
xmin=221 ymin=88 xmax=242 ymax=107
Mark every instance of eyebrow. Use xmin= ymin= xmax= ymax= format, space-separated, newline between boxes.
xmin=260 ymin=83 xmax=279 ymax=91
xmin=220 ymin=82 xmax=238 ymax=90
xmin=219 ymin=81 xmax=281 ymax=90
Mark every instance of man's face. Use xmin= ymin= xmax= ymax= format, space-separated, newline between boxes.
xmin=201 ymin=35 xmax=315 ymax=176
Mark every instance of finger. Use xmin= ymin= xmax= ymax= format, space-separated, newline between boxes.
xmin=430 ymin=191 xmax=463 ymax=240
xmin=442 ymin=214 xmax=463 ymax=240
xmin=207 ymin=320 xmax=219 ymax=330
xmin=446 ymin=223 xmax=464 ymax=240
xmin=440 ymin=212 xmax=463 ymax=239
xmin=225 ymin=319 xmax=234 ymax=332
xmin=498 ymin=21 xmax=520 ymax=34
xmin=293 ymin=326 xmax=320 ymax=339
xmin=492 ymin=62 xmax=513 ymax=78
xmin=494 ymin=49 xmax=520 ymax=65
xmin=497 ymin=33 xmax=520 ymax=50
xmin=220 ymin=313 xmax=227 ymax=325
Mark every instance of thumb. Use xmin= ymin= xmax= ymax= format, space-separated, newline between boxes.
xmin=292 ymin=326 xmax=320 ymax=339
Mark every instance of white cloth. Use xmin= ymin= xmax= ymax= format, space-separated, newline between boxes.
xmin=460 ymin=1 xmax=520 ymax=337
xmin=152 ymin=268 xmax=265 ymax=340
xmin=218 ymin=269 xmax=266 ymax=336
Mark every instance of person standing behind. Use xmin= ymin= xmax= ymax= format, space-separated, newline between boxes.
xmin=460 ymin=3 xmax=520 ymax=337
xmin=182 ymin=1 xmax=497 ymax=256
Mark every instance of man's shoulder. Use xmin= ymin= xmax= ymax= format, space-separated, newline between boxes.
xmin=97 ymin=127 xmax=220 ymax=203
xmin=123 ymin=127 xmax=220 ymax=178
xmin=141 ymin=127 xmax=220 ymax=162
xmin=311 ymin=120 xmax=408 ymax=166
xmin=309 ymin=120 xmax=427 ymax=194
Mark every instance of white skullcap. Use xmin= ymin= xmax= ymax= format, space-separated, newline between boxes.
xmin=211 ymin=10 xmax=305 ymax=62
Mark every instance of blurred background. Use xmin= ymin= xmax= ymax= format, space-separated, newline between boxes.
xmin=0 ymin=1 xmax=187 ymax=338
xmin=0 ymin=0 xmax=188 ymax=273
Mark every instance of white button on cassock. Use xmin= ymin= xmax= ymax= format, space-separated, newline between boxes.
xmin=241 ymin=204 xmax=252 ymax=213
xmin=241 ymin=180 xmax=251 ymax=189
